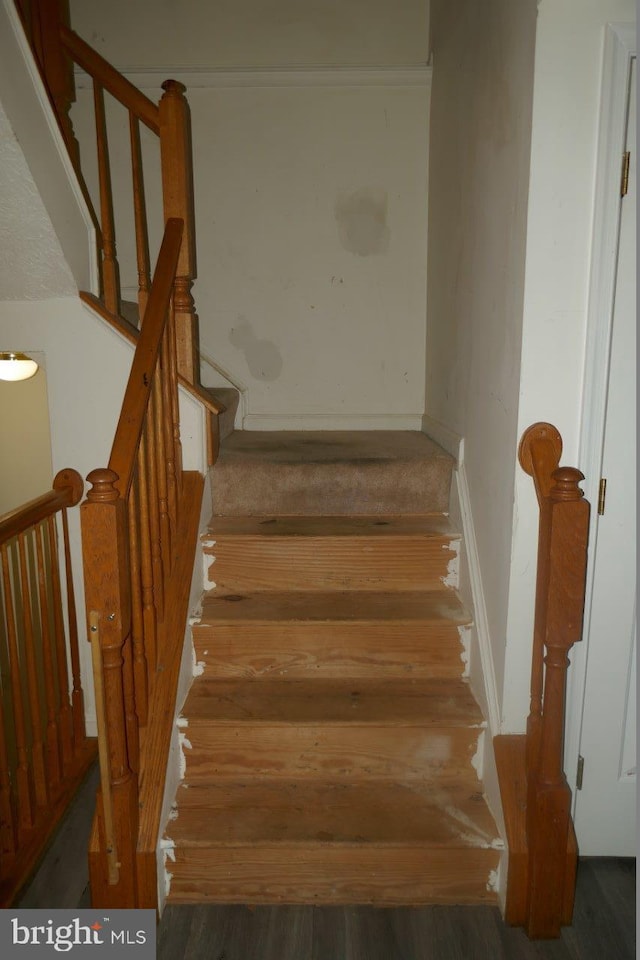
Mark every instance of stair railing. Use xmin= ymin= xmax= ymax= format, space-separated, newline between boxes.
xmin=58 ymin=26 xmax=199 ymax=385
xmin=80 ymin=217 xmax=193 ymax=907
xmin=0 ymin=469 xmax=97 ymax=905
xmin=517 ymin=422 xmax=590 ymax=937
xmin=14 ymin=0 xmax=199 ymax=385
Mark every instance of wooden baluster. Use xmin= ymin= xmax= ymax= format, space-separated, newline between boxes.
xmin=167 ymin=297 xmax=183 ymax=494
xmin=153 ymin=365 xmax=171 ymax=573
xmin=53 ymin=468 xmax=85 ymax=750
xmin=59 ymin=509 xmax=85 ymax=748
xmin=129 ymin=112 xmax=151 ymax=324
xmin=1 ymin=543 xmax=34 ymax=833
xmin=94 ymin=80 xmax=121 ymax=316
xmin=17 ymin=532 xmax=48 ymax=810
xmin=24 ymin=0 xmax=81 ymax=170
xmin=137 ymin=439 xmax=157 ymax=672
xmin=144 ymin=403 xmax=165 ymax=623
xmin=159 ymin=80 xmax=199 ymax=384
xmin=160 ymin=328 xmax=178 ymax=532
xmin=35 ymin=522 xmax=62 ymax=791
xmin=81 ymin=469 xmax=138 ymax=908
xmin=526 ymin=466 xmax=590 ymax=939
xmin=127 ymin=480 xmax=148 ymax=725
xmin=47 ymin=515 xmax=74 ymax=770
xmin=0 ymin=638 xmax=16 ymax=859
xmin=121 ymin=600 xmax=139 ymax=778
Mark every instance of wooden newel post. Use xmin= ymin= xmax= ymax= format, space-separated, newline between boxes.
xmin=526 ymin=466 xmax=589 ymax=938
xmin=18 ymin=0 xmax=80 ymax=169
xmin=159 ymin=79 xmax=199 ymax=385
xmin=81 ymin=468 xmax=139 ymax=907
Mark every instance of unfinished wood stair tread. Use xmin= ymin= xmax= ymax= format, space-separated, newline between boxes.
xmin=197 ymin=589 xmax=471 ymax=624
xmin=167 ymin=779 xmax=500 ymax=849
xmin=193 ymin=590 xmax=470 ymax=680
xmin=182 ymin=678 xmax=484 ymax=727
xmin=205 ymin=515 xmax=458 ymax=538
xmin=204 ymin=516 xmax=459 ymax=593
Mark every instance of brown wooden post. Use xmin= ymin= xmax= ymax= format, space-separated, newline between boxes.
xmin=159 ymin=80 xmax=199 ymax=384
xmin=20 ymin=0 xmax=80 ymax=169
xmin=81 ymin=468 xmax=139 ymax=908
xmin=526 ymin=466 xmax=590 ymax=938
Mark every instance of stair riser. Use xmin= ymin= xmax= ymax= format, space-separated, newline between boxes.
xmin=193 ymin=624 xmax=467 ymax=680
xmin=183 ymin=725 xmax=481 ymax=782
xmin=167 ymin=845 xmax=498 ymax=905
xmin=212 ymin=460 xmax=453 ymax=517
xmin=204 ymin=538 xmax=458 ymax=592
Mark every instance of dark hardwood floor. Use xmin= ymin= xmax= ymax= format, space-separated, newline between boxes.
xmin=157 ymin=859 xmax=636 ymax=960
xmin=15 ymin=764 xmax=636 ymax=959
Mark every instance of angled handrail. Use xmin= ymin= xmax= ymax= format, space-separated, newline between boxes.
xmin=80 ymin=217 xmax=204 ymax=909
xmin=59 ymin=26 xmax=160 ymax=133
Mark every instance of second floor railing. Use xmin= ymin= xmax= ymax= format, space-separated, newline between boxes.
xmin=0 ymin=470 xmax=96 ymax=905
xmin=15 ymin=0 xmax=199 ymax=386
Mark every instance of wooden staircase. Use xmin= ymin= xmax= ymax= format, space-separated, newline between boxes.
xmin=164 ymin=431 xmax=501 ymax=905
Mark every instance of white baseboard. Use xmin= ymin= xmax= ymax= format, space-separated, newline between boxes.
xmin=451 ymin=461 xmax=501 ymax=734
xmin=421 ymin=414 xmax=464 ymax=462
xmin=449 ymin=457 xmax=506 ymax=880
xmin=242 ymin=413 xmax=425 ymax=431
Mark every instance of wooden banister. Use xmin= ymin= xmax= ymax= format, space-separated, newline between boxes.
xmin=0 ymin=469 xmax=83 ymax=543
xmin=0 ymin=469 xmax=96 ymax=906
xmin=109 ymin=217 xmax=183 ymax=496
xmin=80 ymin=217 xmax=204 ymax=908
xmin=495 ymin=423 xmax=590 ymax=939
xmin=19 ymin=4 xmax=207 ymax=395
xmin=59 ymin=25 xmax=160 ymax=133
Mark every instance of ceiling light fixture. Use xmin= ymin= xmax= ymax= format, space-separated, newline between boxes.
xmin=0 ymin=352 xmax=39 ymax=382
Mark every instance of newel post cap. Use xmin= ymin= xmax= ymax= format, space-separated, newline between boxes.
xmin=85 ymin=468 xmax=121 ymax=503
xmin=550 ymin=466 xmax=585 ymax=501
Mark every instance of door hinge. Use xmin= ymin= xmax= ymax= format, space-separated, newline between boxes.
xmin=598 ymin=477 xmax=607 ymax=515
xmin=576 ymin=754 xmax=585 ymax=790
xmin=621 ymin=151 xmax=630 ymax=197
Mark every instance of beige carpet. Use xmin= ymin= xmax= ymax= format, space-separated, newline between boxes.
xmin=212 ymin=431 xmax=454 ymax=516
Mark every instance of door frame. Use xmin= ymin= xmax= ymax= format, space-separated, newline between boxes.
xmin=564 ymin=22 xmax=636 ymax=806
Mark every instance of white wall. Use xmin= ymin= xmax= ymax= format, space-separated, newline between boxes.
xmin=0 ymin=366 xmax=53 ymax=515
xmin=0 ymin=0 xmax=96 ymax=295
xmin=0 ymin=297 xmax=134 ymax=734
xmin=0 ymin=296 xmax=208 ymax=734
xmin=501 ymin=0 xmax=636 ymax=732
xmin=425 ymin=0 xmax=538 ymax=717
xmin=69 ymin=0 xmax=429 ymax=69
xmin=68 ymin=1 xmax=431 ymax=428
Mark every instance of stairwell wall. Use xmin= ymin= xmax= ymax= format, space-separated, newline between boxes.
xmin=424 ymin=0 xmax=538 ymax=726
xmin=68 ymin=0 xmax=431 ymax=430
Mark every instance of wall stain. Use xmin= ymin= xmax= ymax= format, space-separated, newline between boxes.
xmin=335 ymin=188 xmax=390 ymax=257
xmin=229 ymin=317 xmax=283 ymax=381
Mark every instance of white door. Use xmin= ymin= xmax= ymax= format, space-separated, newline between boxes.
xmin=573 ymin=57 xmax=636 ymax=856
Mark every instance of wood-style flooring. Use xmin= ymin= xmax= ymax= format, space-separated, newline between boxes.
xmin=15 ymin=763 xmax=635 ymax=960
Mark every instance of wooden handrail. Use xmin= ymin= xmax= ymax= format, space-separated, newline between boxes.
xmin=80 ymin=215 xmax=204 ymax=908
xmin=59 ymin=25 xmax=160 ymax=133
xmin=109 ymin=217 xmax=183 ymax=496
xmin=0 ymin=468 xmax=84 ymax=543
xmin=499 ymin=422 xmax=590 ymax=939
